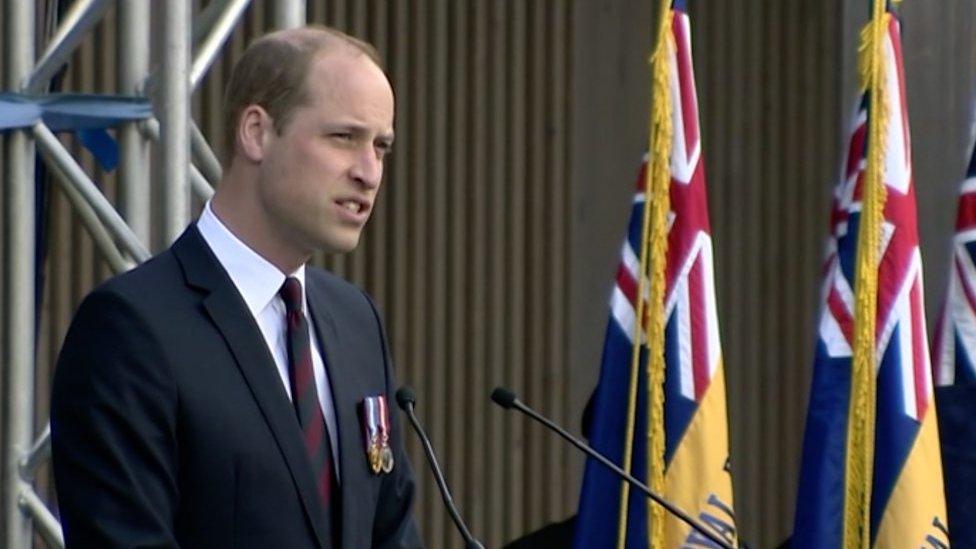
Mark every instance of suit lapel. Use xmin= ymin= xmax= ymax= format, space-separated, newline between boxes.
xmin=171 ymin=227 xmax=330 ymax=549
xmin=305 ymin=279 xmax=370 ymax=549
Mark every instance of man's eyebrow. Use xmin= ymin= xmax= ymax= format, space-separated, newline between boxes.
xmin=326 ymin=123 xmax=394 ymax=141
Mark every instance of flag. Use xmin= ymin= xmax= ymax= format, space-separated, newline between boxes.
xmin=793 ymin=4 xmax=949 ymax=547
xmin=573 ymin=2 xmax=736 ymax=547
xmin=932 ymin=141 xmax=976 ymax=546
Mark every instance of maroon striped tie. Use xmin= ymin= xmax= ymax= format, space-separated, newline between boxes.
xmin=279 ymin=277 xmax=336 ymax=525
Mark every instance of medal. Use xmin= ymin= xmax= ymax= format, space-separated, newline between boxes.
xmin=380 ymin=446 xmax=394 ymax=473
xmin=369 ymin=445 xmax=383 ymax=474
xmin=362 ymin=395 xmax=394 ymax=475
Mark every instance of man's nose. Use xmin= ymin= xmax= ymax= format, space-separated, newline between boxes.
xmin=351 ymin=146 xmax=384 ymax=189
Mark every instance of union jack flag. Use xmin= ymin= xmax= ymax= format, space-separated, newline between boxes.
xmin=574 ymin=2 xmax=735 ymax=546
xmin=933 ymin=148 xmax=976 ymax=386
xmin=793 ymin=10 xmax=947 ymax=547
xmin=932 ymin=141 xmax=976 ymax=546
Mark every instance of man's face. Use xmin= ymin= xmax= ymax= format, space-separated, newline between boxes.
xmin=257 ymin=51 xmax=395 ymax=256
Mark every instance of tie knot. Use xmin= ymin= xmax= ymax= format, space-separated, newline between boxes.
xmin=279 ymin=277 xmax=303 ymax=313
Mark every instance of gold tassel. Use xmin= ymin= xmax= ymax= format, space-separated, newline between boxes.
xmin=615 ymin=2 xmax=674 ymax=548
xmin=645 ymin=6 xmax=675 ymax=548
xmin=844 ymin=1 xmax=890 ymax=547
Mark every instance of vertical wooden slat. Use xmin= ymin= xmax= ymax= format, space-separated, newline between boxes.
xmin=326 ymin=0 xmax=346 ymax=32
xmin=307 ymin=0 xmax=325 ymax=28
xmin=443 ymin=0 xmax=470 ymax=544
xmin=345 ymin=2 xmax=369 ymax=288
xmin=428 ymin=0 xmax=449 ymax=546
xmin=402 ymin=0 xmax=437 ymax=543
xmin=546 ymin=0 xmax=570 ymax=522
xmin=769 ymin=0 xmax=786 ymax=539
xmin=770 ymin=1 xmax=787 ymax=541
xmin=779 ymin=0 xmax=802 ymax=538
xmin=504 ymin=1 xmax=527 ymax=542
xmin=472 ymin=0 xmax=509 ymax=547
xmin=348 ymin=0 xmax=366 ymax=37
xmin=366 ymin=2 xmax=389 ymax=308
xmin=383 ymin=0 xmax=421 ymax=541
xmin=524 ymin=0 xmax=546 ymax=530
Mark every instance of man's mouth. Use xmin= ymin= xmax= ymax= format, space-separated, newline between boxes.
xmin=338 ymin=200 xmax=365 ymax=214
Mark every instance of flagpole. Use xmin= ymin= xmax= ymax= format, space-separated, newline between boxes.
xmin=614 ymin=1 xmax=676 ymax=547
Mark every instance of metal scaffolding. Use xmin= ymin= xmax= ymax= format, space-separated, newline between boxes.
xmin=1 ymin=1 xmax=307 ymax=546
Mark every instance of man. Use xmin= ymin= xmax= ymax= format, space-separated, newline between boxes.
xmin=51 ymin=26 xmax=422 ymax=548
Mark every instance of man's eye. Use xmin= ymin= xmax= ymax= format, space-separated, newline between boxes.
xmin=331 ymin=133 xmax=354 ymax=141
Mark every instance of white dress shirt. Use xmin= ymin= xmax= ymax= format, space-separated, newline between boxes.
xmin=197 ymin=201 xmax=340 ymax=478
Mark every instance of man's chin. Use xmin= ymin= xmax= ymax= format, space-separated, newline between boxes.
xmin=317 ymin=233 xmax=362 ymax=255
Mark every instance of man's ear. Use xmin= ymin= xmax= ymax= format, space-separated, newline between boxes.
xmin=237 ymin=105 xmax=273 ymax=162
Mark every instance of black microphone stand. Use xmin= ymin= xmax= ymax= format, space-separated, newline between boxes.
xmin=396 ymin=388 xmax=485 ymax=549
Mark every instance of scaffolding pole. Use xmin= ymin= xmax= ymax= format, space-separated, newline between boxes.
xmin=190 ymin=0 xmax=251 ymax=91
xmin=274 ymin=0 xmax=307 ymax=29
xmin=1 ymin=1 xmax=260 ymax=546
xmin=3 ymin=0 xmax=36 ymax=547
xmin=25 ymin=0 xmax=111 ymax=94
xmin=33 ymin=122 xmax=151 ymax=263
xmin=117 ymin=0 xmax=152 ymax=245
xmin=160 ymin=0 xmax=192 ymax=244
xmin=19 ymin=486 xmax=63 ymax=549
xmin=191 ymin=120 xmax=223 ymax=185
xmin=141 ymin=117 xmax=216 ymax=200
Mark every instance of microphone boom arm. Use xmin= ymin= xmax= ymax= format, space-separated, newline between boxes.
xmin=494 ymin=390 xmax=735 ymax=549
xmin=396 ymin=387 xmax=485 ymax=549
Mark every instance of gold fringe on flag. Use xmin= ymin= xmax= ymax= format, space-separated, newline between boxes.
xmin=844 ymin=0 xmax=892 ymax=546
xmin=615 ymin=1 xmax=675 ymax=548
xmin=645 ymin=4 xmax=675 ymax=548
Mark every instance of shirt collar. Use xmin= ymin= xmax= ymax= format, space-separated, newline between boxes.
xmin=196 ymin=200 xmax=306 ymax=316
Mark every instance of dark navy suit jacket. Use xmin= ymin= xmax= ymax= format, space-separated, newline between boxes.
xmin=51 ymin=226 xmax=422 ymax=548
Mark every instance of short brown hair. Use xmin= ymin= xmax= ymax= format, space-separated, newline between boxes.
xmin=222 ymin=25 xmax=382 ymax=165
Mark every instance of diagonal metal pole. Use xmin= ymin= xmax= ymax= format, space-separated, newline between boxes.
xmin=141 ymin=117 xmax=216 ymax=201
xmin=117 ymin=0 xmax=152 ymax=245
xmin=33 ymin=123 xmax=151 ymax=263
xmin=3 ymin=0 xmax=36 ymax=547
xmin=190 ymin=0 xmax=251 ymax=91
xmin=25 ymin=0 xmax=111 ymax=94
xmin=18 ymin=486 xmax=63 ymax=549
xmin=19 ymin=425 xmax=51 ymax=481
xmin=191 ymin=121 xmax=223 ymax=186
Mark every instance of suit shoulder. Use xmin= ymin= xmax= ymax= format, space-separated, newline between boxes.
xmin=305 ymin=267 xmax=389 ymax=340
xmin=87 ymin=250 xmax=184 ymax=305
xmin=305 ymin=265 xmax=360 ymax=292
xmin=70 ymin=252 xmax=194 ymax=332
xmin=306 ymin=266 xmax=373 ymax=308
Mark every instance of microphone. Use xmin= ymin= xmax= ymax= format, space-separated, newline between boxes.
xmin=395 ymin=387 xmax=485 ymax=549
xmin=490 ymin=387 xmax=736 ymax=549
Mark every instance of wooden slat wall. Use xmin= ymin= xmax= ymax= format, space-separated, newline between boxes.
xmin=5 ymin=0 xmax=974 ymax=547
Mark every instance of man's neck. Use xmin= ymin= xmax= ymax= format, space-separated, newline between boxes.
xmin=210 ymin=183 xmax=309 ymax=275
